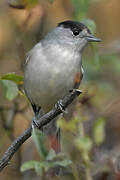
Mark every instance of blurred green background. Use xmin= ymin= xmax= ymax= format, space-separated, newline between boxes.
xmin=0 ymin=0 xmax=120 ymax=180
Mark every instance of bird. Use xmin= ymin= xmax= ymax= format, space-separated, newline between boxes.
xmin=23 ymin=20 xmax=101 ymax=153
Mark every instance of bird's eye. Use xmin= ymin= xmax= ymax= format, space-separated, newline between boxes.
xmin=72 ymin=30 xmax=80 ymax=36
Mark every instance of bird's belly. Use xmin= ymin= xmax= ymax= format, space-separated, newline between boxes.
xmin=25 ymin=72 xmax=78 ymax=112
xmin=24 ymin=54 xmax=81 ymax=113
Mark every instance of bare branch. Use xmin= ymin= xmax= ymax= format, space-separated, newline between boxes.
xmin=0 ymin=89 xmax=82 ymax=172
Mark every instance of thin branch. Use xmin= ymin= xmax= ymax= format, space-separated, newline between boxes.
xmin=0 ymin=89 xmax=82 ymax=172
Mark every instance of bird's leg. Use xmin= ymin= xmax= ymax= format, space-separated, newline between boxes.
xmin=55 ymin=100 xmax=68 ymax=114
xmin=31 ymin=104 xmax=41 ymax=129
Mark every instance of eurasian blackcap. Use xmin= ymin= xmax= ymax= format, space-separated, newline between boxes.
xmin=24 ymin=20 xmax=101 ymax=152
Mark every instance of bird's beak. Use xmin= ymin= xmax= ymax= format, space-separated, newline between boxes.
xmin=86 ymin=35 xmax=102 ymax=42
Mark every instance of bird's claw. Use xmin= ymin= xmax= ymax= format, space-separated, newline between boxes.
xmin=55 ymin=100 xmax=68 ymax=114
xmin=69 ymin=89 xmax=82 ymax=95
xmin=31 ymin=116 xmax=40 ymax=129
xmin=32 ymin=116 xmax=44 ymax=133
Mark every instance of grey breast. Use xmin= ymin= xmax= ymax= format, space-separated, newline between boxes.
xmin=24 ymin=41 xmax=81 ymax=113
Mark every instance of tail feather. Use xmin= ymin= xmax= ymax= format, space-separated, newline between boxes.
xmin=49 ymin=128 xmax=61 ymax=153
xmin=32 ymin=105 xmax=61 ymax=153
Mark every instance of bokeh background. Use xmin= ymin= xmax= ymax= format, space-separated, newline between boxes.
xmin=0 ymin=0 xmax=120 ymax=179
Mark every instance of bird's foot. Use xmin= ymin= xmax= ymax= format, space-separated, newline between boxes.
xmin=69 ymin=89 xmax=82 ymax=95
xmin=31 ymin=116 xmax=40 ymax=129
xmin=55 ymin=100 xmax=68 ymax=114
xmin=32 ymin=116 xmax=44 ymax=133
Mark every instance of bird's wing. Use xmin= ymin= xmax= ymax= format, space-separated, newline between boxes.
xmin=23 ymin=52 xmax=31 ymax=67
xmin=74 ymin=64 xmax=84 ymax=89
xmin=23 ymin=43 xmax=42 ymax=68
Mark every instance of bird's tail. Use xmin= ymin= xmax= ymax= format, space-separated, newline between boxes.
xmin=42 ymin=115 xmax=61 ymax=153
xmin=32 ymin=106 xmax=61 ymax=153
xmin=48 ymin=128 xmax=61 ymax=153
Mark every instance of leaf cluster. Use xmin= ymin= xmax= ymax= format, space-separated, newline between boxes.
xmin=0 ymin=73 xmax=23 ymax=100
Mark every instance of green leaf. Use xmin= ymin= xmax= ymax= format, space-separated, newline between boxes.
xmin=75 ymin=136 xmax=93 ymax=152
xmin=25 ymin=0 xmax=39 ymax=7
xmin=92 ymin=0 xmax=102 ymax=2
xmin=1 ymin=73 xmax=23 ymax=85
xmin=52 ymin=152 xmax=66 ymax=161
xmin=49 ymin=0 xmax=54 ymax=3
xmin=21 ymin=160 xmax=38 ymax=172
xmin=81 ymin=19 xmax=100 ymax=63
xmin=47 ymin=150 xmax=72 ymax=167
xmin=0 ymin=80 xmax=18 ymax=100
xmin=34 ymin=162 xmax=45 ymax=176
xmin=72 ymin=0 xmax=90 ymax=19
xmin=21 ymin=160 xmax=47 ymax=176
xmin=90 ymin=43 xmax=100 ymax=63
xmin=93 ymin=118 xmax=106 ymax=145
xmin=54 ymin=159 xmax=72 ymax=167
xmin=46 ymin=151 xmax=72 ymax=167
xmin=82 ymin=19 xmax=96 ymax=34
xmin=8 ymin=0 xmax=26 ymax=9
xmin=8 ymin=0 xmax=39 ymax=9
xmin=21 ymin=154 xmax=72 ymax=175
xmin=32 ymin=127 xmax=49 ymax=159
xmin=46 ymin=149 xmax=56 ymax=161
xmin=57 ymin=117 xmax=79 ymax=131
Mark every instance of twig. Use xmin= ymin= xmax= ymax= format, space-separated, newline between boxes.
xmin=0 ymin=89 xmax=82 ymax=172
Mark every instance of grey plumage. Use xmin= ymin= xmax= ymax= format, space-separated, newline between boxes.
xmin=24 ymin=24 xmax=88 ymax=111
xmin=23 ymin=21 xmax=101 ymax=150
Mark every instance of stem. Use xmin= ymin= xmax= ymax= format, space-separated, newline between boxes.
xmin=79 ymin=120 xmax=85 ymax=137
xmin=79 ymin=117 xmax=93 ymax=180
xmin=72 ymin=163 xmax=81 ymax=180
xmin=85 ymin=167 xmax=93 ymax=180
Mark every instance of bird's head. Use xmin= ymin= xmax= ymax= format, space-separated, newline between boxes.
xmin=54 ymin=20 xmax=101 ymax=52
